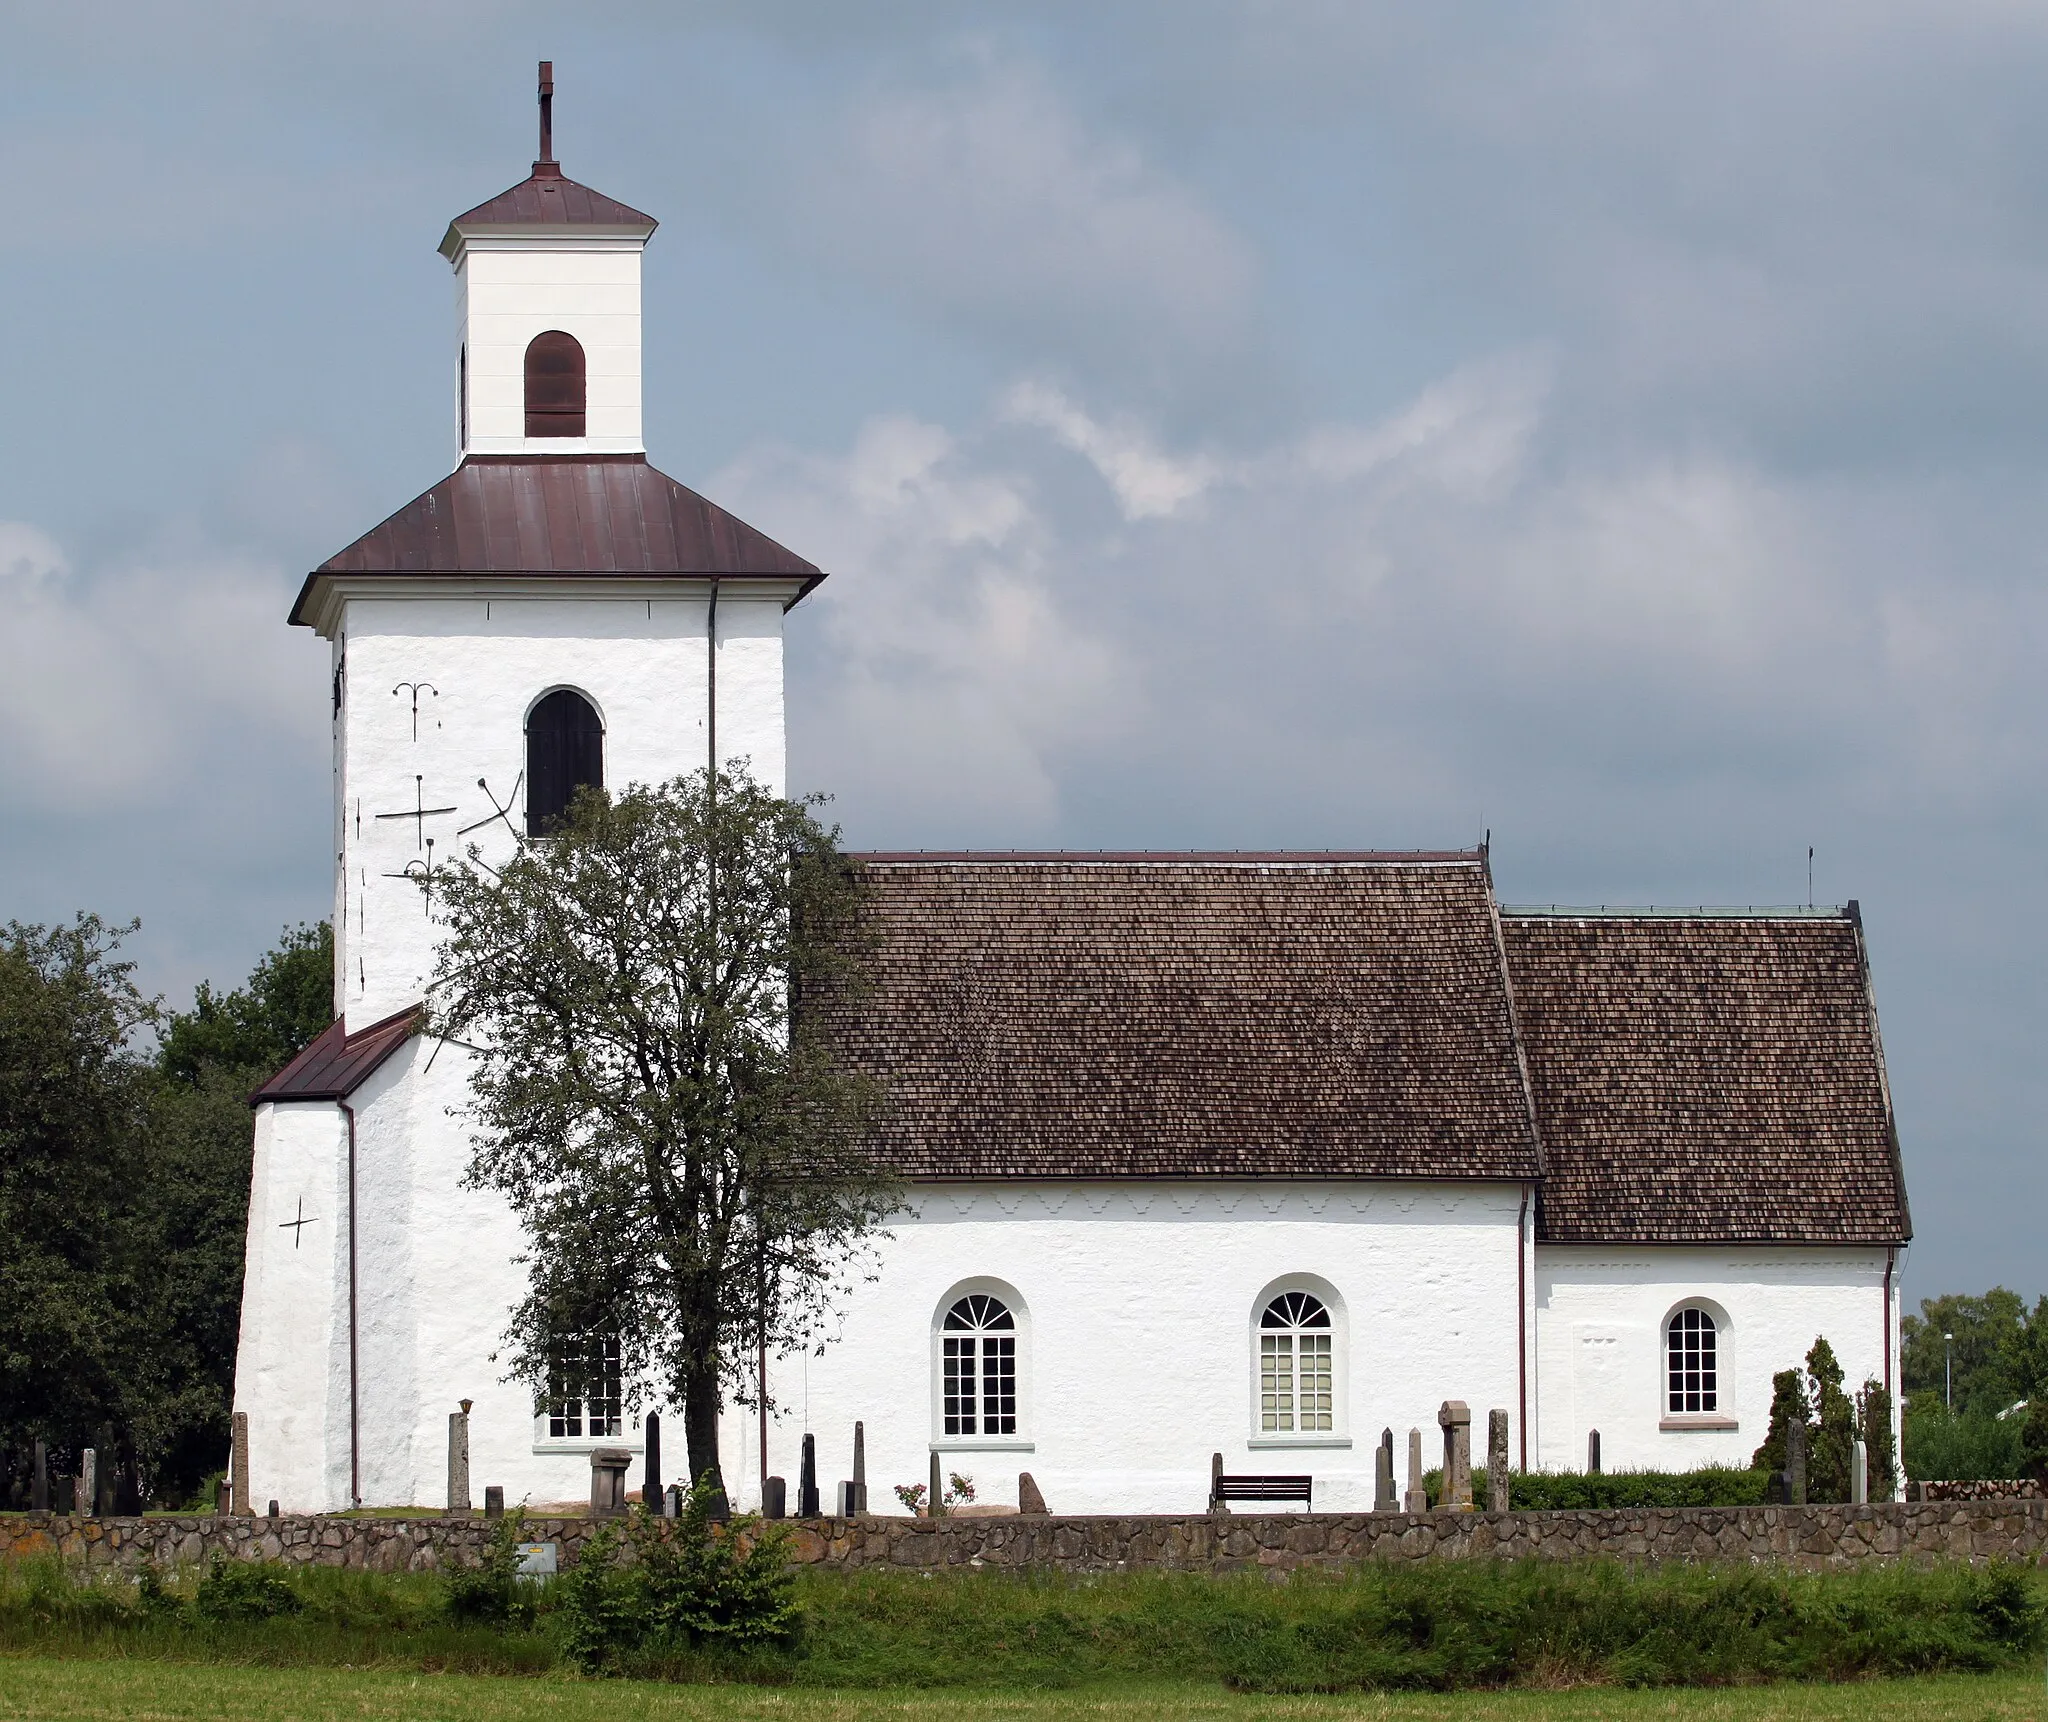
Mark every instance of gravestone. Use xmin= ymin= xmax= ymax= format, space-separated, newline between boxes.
xmin=589 ymin=1448 xmax=631 ymax=1518
xmin=664 ymin=1483 xmax=683 ymax=1518
xmin=927 ymin=1449 xmax=943 ymax=1518
xmin=231 ymin=1412 xmax=251 ymax=1516
xmin=1374 ymin=1427 xmax=1396 ymax=1511
xmin=1588 ymin=1429 xmax=1601 ymax=1474
xmin=1766 ymin=1469 xmax=1790 ymax=1505
xmin=1018 ymin=1471 xmax=1049 ymax=1514
xmin=446 ymin=1404 xmax=471 ymax=1515
xmin=852 ymin=1421 xmax=867 ymax=1513
xmin=267 ymin=1499 xmax=279 ymax=1518
xmin=1438 ymin=1401 xmax=1473 ymax=1512
xmin=643 ymin=1412 xmax=663 ymax=1509
xmin=1404 ymin=1427 xmax=1427 ymax=1513
xmin=215 ymin=1480 xmax=230 ymax=1517
xmin=761 ymin=1476 xmax=786 ymax=1519
xmin=1786 ymin=1419 xmax=1808 ymax=1506
xmin=1851 ymin=1435 xmax=1868 ymax=1506
xmin=79 ymin=1449 xmax=97 ymax=1519
xmin=1487 ymin=1409 xmax=1511 ymax=1511
xmin=799 ymin=1433 xmax=821 ymax=1518
xmin=484 ymin=1486 xmax=504 ymax=1519
xmin=837 ymin=1480 xmax=856 ymax=1516
xmin=30 ymin=1441 xmax=47 ymax=1513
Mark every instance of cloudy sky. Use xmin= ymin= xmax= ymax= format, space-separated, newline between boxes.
xmin=4 ymin=3 xmax=2043 ymax=1303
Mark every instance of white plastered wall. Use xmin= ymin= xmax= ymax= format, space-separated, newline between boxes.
xmin=332 ymin=591 xmax=786 ymax=1029
xmin=722 ymin=1180 xmax=1529 ymax=1518
xmin=233 ymin=1101 xmax=352 ymax=1511
xmin=1533 ymin=1245 xmax=1903 ymax=1479
xmin=456 ymin=237 xmax=646 ymax=455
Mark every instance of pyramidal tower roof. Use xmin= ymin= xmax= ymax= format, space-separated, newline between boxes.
xmin=438 ymin=62 xmax=656 ymax=258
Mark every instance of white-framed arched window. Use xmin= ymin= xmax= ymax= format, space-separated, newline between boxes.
xmin=1665 ymin=1303 xmax=1721 ymax=1414
xmin=930 ymin=1279 xmax=1032 ymax=1450
xmin=1249 ymin=1277 xmax=1350 ymax=1447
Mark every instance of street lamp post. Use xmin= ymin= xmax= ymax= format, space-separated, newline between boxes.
xmin=1944 ymin=1332 xmax=1955 ymax=1413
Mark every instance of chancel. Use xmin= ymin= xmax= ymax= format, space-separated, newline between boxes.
xmin=232 ymin=68 xmax=1910 ymax=1516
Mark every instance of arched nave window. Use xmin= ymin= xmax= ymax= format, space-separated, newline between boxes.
xmin=1666 ymin=1305 xmax=1720 ymax=1415
xmin=1259 ymin=1289 xmax=1334 ymax=1433
xmin=524 ymin=330 xmax=586 ymax=438
xmin=525 ymin=689 xmax=605 ymax=836
xmin=940 ymin=1291 xmax=1017 ymax=1437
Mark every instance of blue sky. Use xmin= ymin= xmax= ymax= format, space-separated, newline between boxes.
xmin=4 ymin=3 xmax=2045 ymax=1304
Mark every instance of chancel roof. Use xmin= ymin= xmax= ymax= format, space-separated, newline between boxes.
xmin=815 ymin=858 xmax=1911 ymax=1246
xmin=1500 ymin=908 xmax=1911 ymax=1246
xmin=818 ymin=853 xmax=1545 ymax=1183
xmin=291 ymin=455 xmax=822 ymax=625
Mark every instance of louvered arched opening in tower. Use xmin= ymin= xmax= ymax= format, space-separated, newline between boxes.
xmin=524 ymin=330 xmax=586 ymax=437
xmin=526 ymin=689 xmax=604 ymax=835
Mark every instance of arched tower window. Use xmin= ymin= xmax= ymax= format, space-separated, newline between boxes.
xmin=526 ymin=689 xmax=604 ymax=835
xmin=1259 ymin=1290 xmax=1333 ymax=1433
xmin=524 ymin=331 xmax=586 ymax=438
xmin=1666 ymin=1306 xmax=1720 ymax=1414
xmin=941 ymin=1293 xmax=1017 ymax=1436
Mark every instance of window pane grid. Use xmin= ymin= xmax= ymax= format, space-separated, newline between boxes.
xmin=545 ymin=1332 xmax=621 ymax=1440
xmin=1666 ymin=1308 xmax=1718 ymax=1413
xmin=941 ymin=1296 xmax=1017 ymax=1437
xmin=1259 ymin=1293 xmax=1336 ymax=1435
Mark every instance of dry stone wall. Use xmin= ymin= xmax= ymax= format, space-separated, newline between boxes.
xmin=7 ymin=1502 xmax=2048 ymax=1575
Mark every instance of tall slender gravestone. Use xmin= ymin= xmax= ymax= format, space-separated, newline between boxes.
xmin=1487 ymin=1410 xmax=1511 ymax=1511
xmin=1588 ymin=1429 xmax=1602 ymax=1474
xmin=1374 ymin=1427 xmax=1396 ymax=1511
xmin=1786 ymin=1418 xmax=1808 ymax=1506
xmin=231 ymin=1412 xmax=251 ymax=1516
xmin=1438 ymin=1401 xmax=1473 ymax=1511
xmin=1850 ymin=1435 xmax=1868 ymax=1506
xmin=1404 ymin=1427 xmax=1427 ymax=1513
xmin=852 ymin=1421 xmax=867 ymax=1514
xmin=30 ymin=1441 xmax=47 ymax=1512
xmin=927 ymin=1449 xmax=944 ymax=1518
xmin=643 ymin=1412 xmax=663 ymax=1511
xmin=446 ymin=1403 xmax=471 ymax=1515
xmin=799 ymin=1433 xmax=821 ymax=1518
xmin=78 ymin=1449 xmax=97 ymax=1518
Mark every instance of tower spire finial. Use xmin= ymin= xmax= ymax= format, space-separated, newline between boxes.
xmin=537 ymin=60 xmax=555 ymax=166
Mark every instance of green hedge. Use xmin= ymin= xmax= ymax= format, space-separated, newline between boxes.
xmin=1456 ymin=1466 xmax=1771 ymax=1510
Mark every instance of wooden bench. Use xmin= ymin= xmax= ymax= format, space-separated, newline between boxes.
xmin=1209 ymin=1457 xmax=1313 ymax=1512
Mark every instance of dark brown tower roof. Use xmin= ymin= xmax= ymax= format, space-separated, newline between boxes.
xmin=291 ymin=455 xmax=823 ymax=626
xmin=438 ymin=161 xmax=656 ymax=257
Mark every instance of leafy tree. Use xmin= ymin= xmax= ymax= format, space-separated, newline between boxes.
xmin=1901 ymin=1289 xmax=2038 ymax=1417
xmin=0 ymin=916 xmax=156 ymax=1478
xmin=156 ymin=922 xmax=332 ymax=1084
xmin=425 ymin=768 xmax=892 ymax=1501
xmin=2020 ymin=1402 xmax=2048 ymax=1485
xmin=0 ymin=916 xmax=333 ymax=1507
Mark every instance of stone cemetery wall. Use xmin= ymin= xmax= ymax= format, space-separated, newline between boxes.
xmin=5 ymin=1500 xmax=2048 ymax=1574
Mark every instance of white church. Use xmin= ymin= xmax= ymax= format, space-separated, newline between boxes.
xmin=234 ymin=73 xmax=1912 ymax=1517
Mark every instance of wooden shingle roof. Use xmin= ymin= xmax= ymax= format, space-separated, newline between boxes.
xmin=820 ymin=853 xmax=1544 ymax=1182
xmin=1500 ymin=908 xmax=1910 ymax=1245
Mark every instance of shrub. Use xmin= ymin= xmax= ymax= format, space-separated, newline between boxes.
xmin=441 ymin=1508 xmax=534 ymax=1626
xmin=193 ymin=1556 xmax=302 ymax=1622
xmin=1904 ymin=1405 xmax=2027 ymax=1481
xmin=556 ymin=1477 xmax=799 ymax=1673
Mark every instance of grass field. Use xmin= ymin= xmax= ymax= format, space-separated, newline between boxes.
xmin=0 ymin=1660 xmax=2044 ymax=1722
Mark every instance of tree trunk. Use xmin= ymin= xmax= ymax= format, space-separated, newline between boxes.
xmin=681 ymin=1335 xmax=727 ymax=1514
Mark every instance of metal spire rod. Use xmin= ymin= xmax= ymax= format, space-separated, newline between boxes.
xmin=538 ymin=60 xmax=555 ymax=164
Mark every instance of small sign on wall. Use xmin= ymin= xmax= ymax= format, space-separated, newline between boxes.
xmin=515 ymin=1542 xmax=557 ymax=1577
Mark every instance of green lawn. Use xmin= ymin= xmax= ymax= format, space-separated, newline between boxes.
xmin=0 ymin=1661 xmax=2044 ymax=1721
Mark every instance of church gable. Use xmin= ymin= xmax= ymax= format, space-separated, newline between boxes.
xmin=1502 ymin=907 xmax=1910 ymax=1246
xmin=821 ymin=852 xmax=1543 ymax=1182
